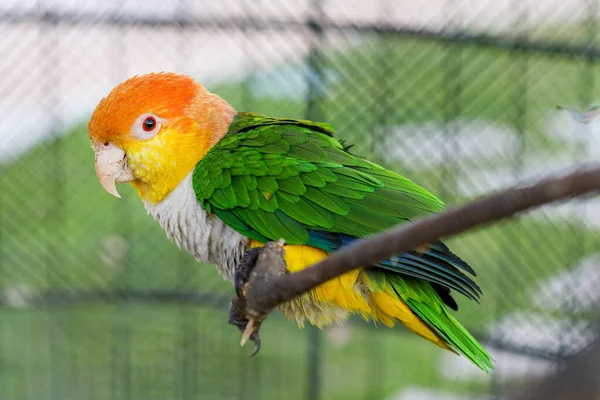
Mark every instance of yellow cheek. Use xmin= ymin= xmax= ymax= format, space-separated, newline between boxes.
xmin=124 ymin=128 xmax=209 ymax=203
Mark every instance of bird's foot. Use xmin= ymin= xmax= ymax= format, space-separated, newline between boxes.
xmin=228 ymin=291 xmax=261 ymax=357
xmin=229 ymin=247 xmax=264 ymax=357
xmin=228 ymin=240 xmax=287 ymax=357
xmin=234 ymin=248 xmax=261 ymax=298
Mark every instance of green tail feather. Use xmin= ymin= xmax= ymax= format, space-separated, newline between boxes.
xmin=406 ymin=299 xmax=494 ymax=372
xmin=383 ymin=274 xmax=494 ymax=372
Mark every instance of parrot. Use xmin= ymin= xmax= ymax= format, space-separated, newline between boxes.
xmin=88 ymin=72 xmax=493 ymax=371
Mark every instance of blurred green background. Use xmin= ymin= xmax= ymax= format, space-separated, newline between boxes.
xmin=2 ymin=1 xmax=600 ymax=399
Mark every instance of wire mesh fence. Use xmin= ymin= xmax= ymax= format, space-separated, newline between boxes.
xmin=2 ymin=0 xmax=600 ymax=399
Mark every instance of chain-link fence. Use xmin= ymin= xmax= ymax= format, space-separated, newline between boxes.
xmin=2 ymin=1 xmax=600 ymax=399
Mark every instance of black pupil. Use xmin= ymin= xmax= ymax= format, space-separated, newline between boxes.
xmin=144 ymin=117 xmax=155 ymax=131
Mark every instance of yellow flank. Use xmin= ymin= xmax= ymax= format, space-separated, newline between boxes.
xmin=369 ymin=290 xmax=451 ymax=351
xmin=248 ymin=240 xmax=448 ymax=349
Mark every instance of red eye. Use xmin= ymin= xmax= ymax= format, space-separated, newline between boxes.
xmin=143 ymin=116 xmax=157 ymax=132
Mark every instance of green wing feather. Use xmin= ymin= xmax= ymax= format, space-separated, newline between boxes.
xmin=192 ymin=112 xmax=492 ymax=371
xmin=194 ymin=112 xmax=443 ymax=235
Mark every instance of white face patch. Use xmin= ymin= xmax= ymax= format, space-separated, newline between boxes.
xmin=131 ymin=113 xmax=162 ymax=140
xmin=143 ymin=172 xmax=248 ymax=281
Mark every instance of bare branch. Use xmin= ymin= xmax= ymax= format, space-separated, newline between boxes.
xmin=245 ymin=164 xmax=600 ymax=316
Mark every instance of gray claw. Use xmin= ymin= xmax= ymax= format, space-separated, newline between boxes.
xmin=249 ymin=335 xmax=261 ymax=357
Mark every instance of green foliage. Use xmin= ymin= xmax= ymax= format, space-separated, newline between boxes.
xmin=0 ymin=305 xmax=496 ymax=400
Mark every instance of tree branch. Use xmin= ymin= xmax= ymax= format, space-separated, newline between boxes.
xmin=245 ymin=164 xmax=600 ymax=316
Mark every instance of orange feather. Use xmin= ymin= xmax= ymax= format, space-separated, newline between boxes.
xmin=88 ymin=73 xmax=236 ymax=202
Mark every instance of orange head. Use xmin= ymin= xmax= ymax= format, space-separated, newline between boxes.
xmin=88 ymin=72 xmax=236 ymax=203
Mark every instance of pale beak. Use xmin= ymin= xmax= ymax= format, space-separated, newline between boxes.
xmin=93 ymin=143 xmax=135 ymax=198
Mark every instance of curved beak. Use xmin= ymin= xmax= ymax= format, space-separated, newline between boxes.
xmin=94 ymin=143 xmax=135 ymax=198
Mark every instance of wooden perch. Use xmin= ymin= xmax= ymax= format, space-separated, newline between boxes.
xmin=242 ymin=164 xmax=600 ymax=321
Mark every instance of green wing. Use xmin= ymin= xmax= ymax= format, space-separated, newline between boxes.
xmin=195 ymin=112 xmax=442 ymax=238
xmin=193 ymin=112 xmax=480 ymax=300
xmin=192 ymin=112 xmax=492 ymax=371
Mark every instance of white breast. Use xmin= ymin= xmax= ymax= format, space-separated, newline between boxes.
xmin=143 ymin=172 xmax=248 ymax=281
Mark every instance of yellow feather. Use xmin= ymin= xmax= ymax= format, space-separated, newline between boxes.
xmin=88 ymin=73 xmax=236 ymax=204
xmin=248 ymin=240 xmax=449 ymax=350
xmin=369 ymin=290 xmax=451 ymax=350
xmin=250 ymin=241 xmax=369 ymax=313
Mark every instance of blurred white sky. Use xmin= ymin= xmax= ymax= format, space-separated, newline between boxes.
xmin=2 ymin=0 xmax=592 ymax=27
xmin=0 ymin=0 xmax=595 ymax=162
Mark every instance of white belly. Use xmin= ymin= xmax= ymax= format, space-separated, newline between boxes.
xmin=143 ymin=172 xmax=248 ymax=281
